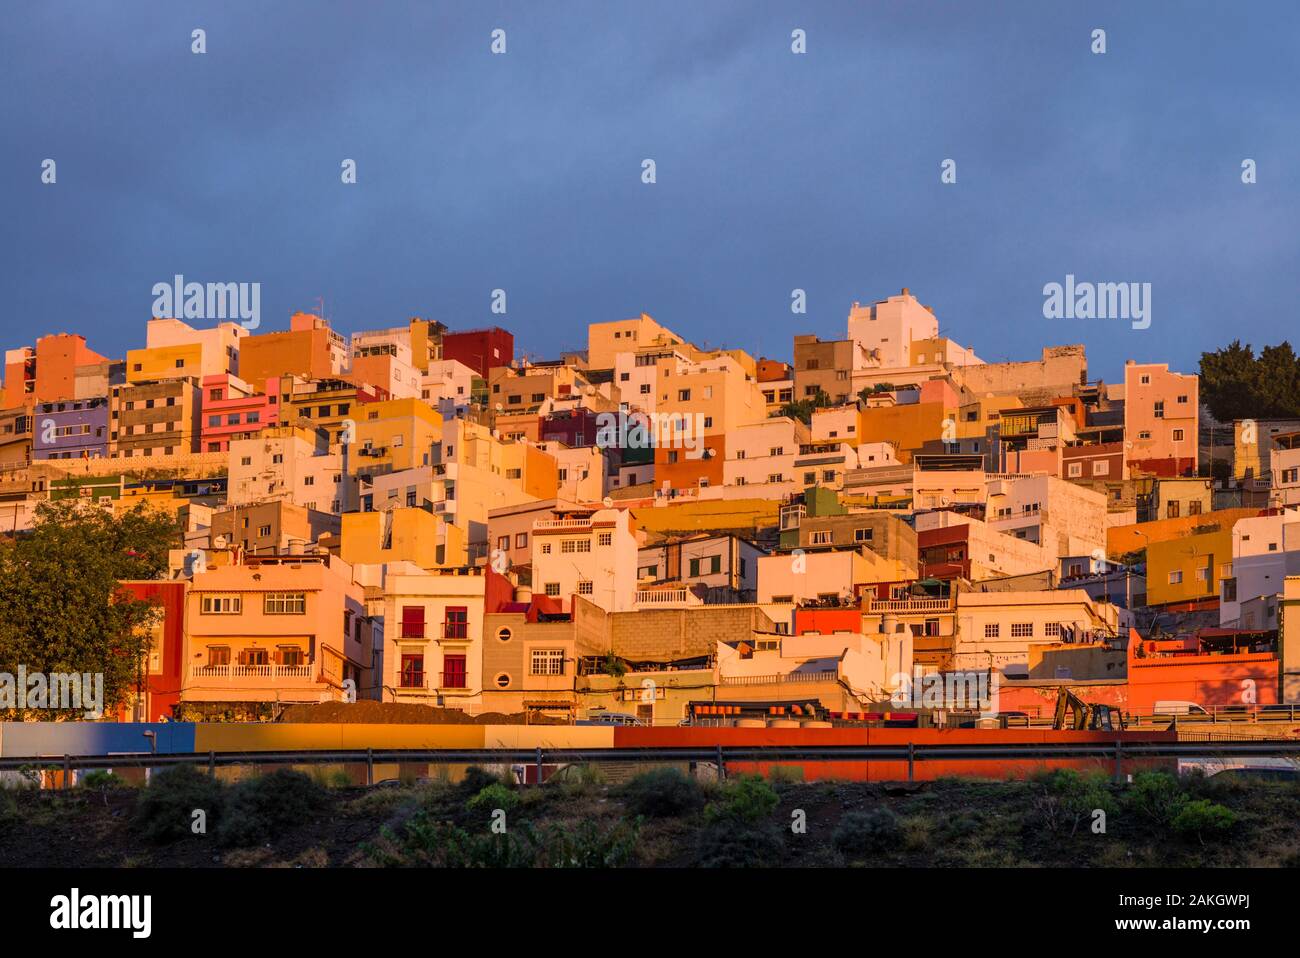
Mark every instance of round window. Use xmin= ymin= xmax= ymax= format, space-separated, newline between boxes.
xmin=495 ymin=672 xmax=512 ymax=689
xmin=497 ymin=627 xmax=512 ymax=642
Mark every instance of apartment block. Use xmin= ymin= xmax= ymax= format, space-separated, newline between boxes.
xmin=109 ymin=377 xmax=202 ymax=458
xmin=185 ymin=554 xmax=375 ymax=707
xmin=532 ymin=507 xmax=638 ymax=612
xmin=32 ymin=397 xmax=110 ymax=460
xmin=1124 ymin=361 xmax=1198 ymax=477
xmin=199 ymin=374 xmax=279 ymax=453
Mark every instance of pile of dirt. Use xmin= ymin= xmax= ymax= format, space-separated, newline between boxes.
xmin=275 ymin=701 xmax=567 ymax=725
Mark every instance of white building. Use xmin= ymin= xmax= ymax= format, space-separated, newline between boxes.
xmin=531 ymin=508 xmax=638 ymax=612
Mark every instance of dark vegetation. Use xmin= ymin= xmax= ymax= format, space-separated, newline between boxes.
xmin=0 ymin=763 xmax=1285 ymax=868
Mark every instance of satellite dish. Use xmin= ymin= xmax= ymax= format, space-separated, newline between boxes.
xmin=602 ymin=497 xmax=613 ymax=508
xmin=213 ymin=535 xmax=228 ymax=549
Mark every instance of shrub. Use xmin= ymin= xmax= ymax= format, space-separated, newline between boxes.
xmin=706 ymin=775 xmax=779 ymax=825
xmin=216 ymin=769 xmax=327 ymax=848
xmin=696 ymin=818 xmax=785 ymax=868
xmin=81 ymin=770 xmax=126 ymax=791
xmin=459 ymin=766 xmax=506 ymax=796
xmin=1033 ymin=769 xmax=1116 ymax=835
xmin=1126 ymin=771 xmax=1188 ymax=826
xmin=833 ymin=807 xmax=901 ymax=859
xmin=467 ymin=782 xmax=519 ymax=815
xmin=622 ymin=768 xmax=704 ymax=818
xmin=132 ymin=764 xmax=225 ymax=844
xmin=1171 ymin=799 xmax=1237 ymax=842
xmin=373 ymin=814 xmax=641 ymax=868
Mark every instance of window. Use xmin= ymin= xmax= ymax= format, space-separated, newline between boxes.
xmin=1153 ymin=401 xmax=1165 ymax=419
xmin=541 ymin=543 xmax=552 ymax=555
xmin=1168 ymin=570 xmax=1183 ymax=585
xmin=1091 ymin=460 xmax=1109 ymax=477
xmin=201 ymin=594 xmax=242 ymax=614
xmin=444 ymin=606 xmax=468 ymax=639
xmin=264 ymin=592 xmax=306 ymax=614
xmin=258 ymin=524 xmax=271 ymax=537
xmin=689 ymin=555 xmax=722 ymax=576
xmin=677 ymin=389 xmax=691 ymax=401
xmin=279 ymin=646 xmax=304 ymax=667
xmin=1011 ymin=623 xmax=1033 ymax=638
xmin=515 ymin=532 xmax=528 ymax=549
xmin=810 ymin=530 xmax=833 ymax=545
xmin=207 ymin=646 xmax=231 ymax=666
xmin=496 ymin=628 xmax=513 ymax=642
xmin=984 ymin=624 xmax=1000 ymax=638
xmin=1067 ymin=462 xmax=1083 ymax=478
xmin=400 ymin=654 xmax=424 ymax=688
xmin=578 ymin=580 xmax=594 ymax=595
xmin=401 ymin=605 xmax=426 ymax=638
xmin=544 ymin=582 xmax=561 ymax=597
xmin=442 ymin=654 xmax=467 ymax=688
xmin=531 ymin=649 xmax=566 ymax=676
xmin=1166 ymin=501 xmax=1180 ymax=519
xmin=1044 ymin=622 xmax=1061 ymax=638
xmin=239 ymin=648 xmax=268 ymax=666
xmin=598 ymin=532 xmax=613 ymax=546
xmin=1172 ymin=429 xmax=1184 ymax=442
xmin=561 ymin=539 xmax=591 ymax=553
xmin=854 ymin=528 xmax=873 ymax=542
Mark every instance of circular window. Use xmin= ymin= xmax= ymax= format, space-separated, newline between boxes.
xmin=497 ymin=627 xmax=512 ymax=642
xmin=495 ymin=672 xmax=512 ymax=689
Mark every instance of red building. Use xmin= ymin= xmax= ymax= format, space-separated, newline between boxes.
xmin=118 ymin=580 xmax=187 ymax=722
xmin=199 ymin=374 xmax=279 ymax=453
xmin=442 ymin=327 xmax=514 ymax=378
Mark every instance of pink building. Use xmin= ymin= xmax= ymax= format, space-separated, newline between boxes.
xmin=1124 ymin=361 xmax=1199 ymax=477
xmin=200 ymin=374 xmax=279 ymax=453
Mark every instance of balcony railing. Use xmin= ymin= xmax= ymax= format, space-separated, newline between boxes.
xmin=635 ymin=588 xmax=700 ymax=606
xmin=439 ymin=672 xmax=468 ymax=690
xmin=193 ymin=663 xmax=315 ymax=680
xmin=534 ymin=518 xmax=594 ymax=530
xmin=400 ymin=625 xmax=425 ymax=639
xmin=866 ymin=597 xmax=956 ymax=613
xmin=443 ymin=621 xmax=468 ymax=639
xmin=720 ymin=670 xmax=839 ymax=687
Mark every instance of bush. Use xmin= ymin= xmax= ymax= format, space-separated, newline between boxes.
xmin=373 ymin=814 xmax=641 ymax=868
xmin=81 ymin=770 xmax=127 ymax=791
xmin=833 ymin=807 xmax=901 ymax=859
xmin=216 ymin=769 xmax=327 ymax=848
xmin=467 ymin=782 xmax=519 ymax=815
xmin=132 ymin=764 xmax=225 ymax=844
xmin=1126 ymin=771 xmax=1188 ymax=826
xmin=459 ymin=766 xmax=506 ymax=795
xmin=1030 ymin=769 xmax=1117 ymax=835
xmin=706 ymin=775 xmax=779 ymax=825
xmin=623 ymin=768 xmax=704 ymax=818
xmin=1171 ymin=799 xmax=1237 ymax=842
xmin=696 ymin=819 xmax=785 ymax=868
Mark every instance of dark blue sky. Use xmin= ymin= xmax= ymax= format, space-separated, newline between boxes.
xmin=2 ymin=1 xmax=1296 ymax=385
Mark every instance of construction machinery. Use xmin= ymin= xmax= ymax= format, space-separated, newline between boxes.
xmin=1052 ymin=688 xmax=1126 ymax=731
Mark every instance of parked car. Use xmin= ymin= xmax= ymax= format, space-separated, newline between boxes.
xmin=576 ymin=712 xmax=645 ymax=727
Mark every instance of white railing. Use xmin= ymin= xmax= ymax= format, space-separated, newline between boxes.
xmin=193 ymin=664 xmax=315 ymax=680
xmin=533 ymin=518 xmax=593 ymax=530
xmin=720 ymin=670 xmax=839 ymax=687
xmin=866 ymin=597 xmax=956 ymax=613
xmin=635 ymin=588 xmax=699 ymax=606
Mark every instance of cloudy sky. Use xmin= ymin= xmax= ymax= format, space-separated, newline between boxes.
xmin=2 ymin=0 xmax=1296 ymax=384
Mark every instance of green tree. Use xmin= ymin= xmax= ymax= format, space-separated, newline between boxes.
xmin=776 ymin=389 xmax=832 ymax=425
xmin=0 ymin=500 xmax=180 ymax=720
xmin=1199 ymin=340 xmax=1300 ymax=421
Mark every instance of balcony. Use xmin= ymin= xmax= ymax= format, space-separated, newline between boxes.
xmin=534 ymin=517 xmax=594 ymax=531
xmin=866 ymin=596 xmax=956 ymax=614
xmin=720 ymin=670 xmax=839 ymax=687
xmin=635 ymin=587 xmax=701 ymax=607
xmin=439 ymin=672 xmax=468 ymax=690
xmin=443 ymin=620 xmax=469 ymax=640
xmin=193 ymin=663 xmax=315 ymax=680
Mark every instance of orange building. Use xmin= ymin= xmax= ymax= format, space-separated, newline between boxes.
xmin=3 ymin=333 xmax=109 ymax=407
xmin=856 ymin=401 xmax=949 ymax=463
xmin=239 ymin=312 xmax=348 ymax=387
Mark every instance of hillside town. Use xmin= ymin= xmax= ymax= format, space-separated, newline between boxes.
xmin=0 ymin=288 xmax=1293 ymax=728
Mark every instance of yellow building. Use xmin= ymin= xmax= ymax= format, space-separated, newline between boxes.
xmin=352 ymin=398 xmax=444 ymax=478
xmin=1144 ymin=524 xmax=1233 ymax=607
xmin=340 ymin=508 xmax=467 ymax=569
xmin=586 ymin=313 xmax=685 ymax=371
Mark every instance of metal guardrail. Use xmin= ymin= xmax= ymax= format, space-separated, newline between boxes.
xmin=11 ymin=739 xmax=1300 ymax=786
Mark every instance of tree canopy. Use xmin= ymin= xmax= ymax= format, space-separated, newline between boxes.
xmin=775 ymin=389 xmax=832 ymax=425
xmin=1199 ymin=340 xmax=1300 ymax=422
xmin=0 ymin=501 xmax=181 ymax=720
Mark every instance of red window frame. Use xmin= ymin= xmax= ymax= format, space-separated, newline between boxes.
xmin=401 ymin=605 xmax=425 ymax=639
xmin=400 ymin=654 xmax=425 ymax=688
xmin=444 ymin=606 xmax=468 ymax=639
xmin=442 ymin=654 xmax=467 ymax=689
